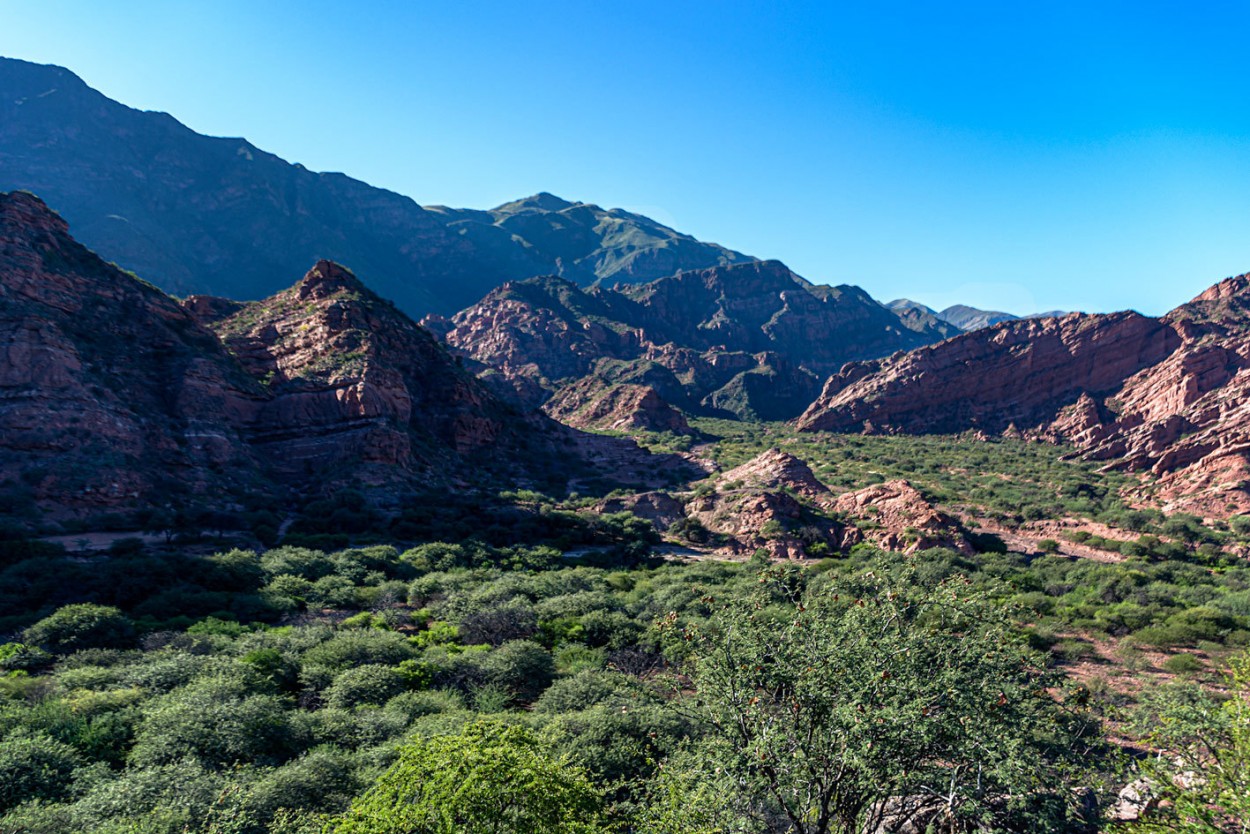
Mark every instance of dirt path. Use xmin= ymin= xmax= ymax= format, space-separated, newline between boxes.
xmin=40 ymin=531 xmax=165 ymax=552
xmin=962 ymin=515 xmax=1129 ymax=562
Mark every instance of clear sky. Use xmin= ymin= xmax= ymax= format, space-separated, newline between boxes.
xmin=3 ymin=1 xmax=1249 ymax=316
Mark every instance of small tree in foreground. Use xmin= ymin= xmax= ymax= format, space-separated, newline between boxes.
xmin=1128 ymin=651 xmax=1250 ymax=834
xmin=334 ymin=720 xmax=604 ymax=834
xmin=652 ymin=568 xmax=1105 ymax=834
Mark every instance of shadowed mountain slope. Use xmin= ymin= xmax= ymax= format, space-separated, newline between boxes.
xmin=0 ymin=191 xmax=678 ymax=523
xmin=0 ymin=57 xmax=751 ymax=317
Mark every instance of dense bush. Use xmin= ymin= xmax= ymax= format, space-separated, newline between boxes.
xmin=334 ymin=720 xmax=604 ymax=834
xmin=23 ymin=604 xmax=136 ymax=654
xmin=0 ymin=732 xmax=83 ymax=811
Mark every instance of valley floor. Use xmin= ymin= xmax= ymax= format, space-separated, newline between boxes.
xmin=0 ymin=429 xmax=1247 ymax=833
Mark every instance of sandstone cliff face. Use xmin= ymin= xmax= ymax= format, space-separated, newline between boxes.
xmin=0 ymin=193 xmax=681 ymax=523
xmin=797 ymin=275 xmax=1250 ymax=515
xmin=1076 ymin=275 xmax=1250 ymax=514
xmin=0 ymin=191 xmax=264 ymax=516
xmin=199 ymin=260 xmax=524 ymax=480
xmin=433 ymin=261 xmax=955 ymax=422
xmin=796 ymin=313 xmax=1179 ymax=434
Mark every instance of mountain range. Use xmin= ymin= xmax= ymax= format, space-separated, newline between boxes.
xmin=0 ymin=57 xmax=751 ymax=318
xmin=799 ymin=283 xmax=1250 ymax=515
xmin=887 ymin=298 xmax=1069 ymax=331
xmin=0 ymin=191 xmax=684 ymax=524
xmin=426 ymin=261 xmax=959 ymax=422
xmin=5 ymin=55 xmax=1250 ymax=523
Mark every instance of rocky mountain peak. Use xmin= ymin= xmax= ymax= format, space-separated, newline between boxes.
xmin=437 ymin=258 xmax=960 ymax=422
xmin=494 ymin=192 xmax=577 ymax=213
xmin=296 ymin=259 xmax=369 ymax=301
xmin=1169 ymin=271 xmax=1250 ymax=331
xmin=0 ymin=190 xmax=69 ymax=238
xmin=1193 ymin=272 xmax=1250 ymax=304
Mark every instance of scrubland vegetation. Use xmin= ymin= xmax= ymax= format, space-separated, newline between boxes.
xmin=0 ymin=435 xmax=1247 ymax=832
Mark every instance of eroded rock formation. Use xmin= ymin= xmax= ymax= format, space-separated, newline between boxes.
xmin=798 ymin=275 xmax=1250 ymax=515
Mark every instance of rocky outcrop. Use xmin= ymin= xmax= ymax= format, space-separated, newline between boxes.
xmin=435 ymin=261 xmax=956 ymax=421
xmin=593 ymin=491 xmax=686 ymax=532
xmin=199 ymin=260 xmax=532 ymax=479
xmin=796 ymin=313 xmax=1179 ymax=435
xmin=798 ymin=274 xmax=1250 ymax=515
xmin=543 ymin=380 xmax=692 ymax=434
xmin=0 ymin=58 xmax=749 ymax=317
xmin=831 ymin=480 xmax=973 ymax=555
xmin=678 ymin=449 xmax=858 ymax=559
xmin=1074 ymin=277 xmax=1250 ymax=514
xmin=686 ymin=485 xmax=859 ymax=560
xmin=719 ymin=449 xmax=830 ymax=500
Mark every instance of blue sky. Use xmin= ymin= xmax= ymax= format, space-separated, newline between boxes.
xmin=3 ymin=1 xmax=1250 ymax=315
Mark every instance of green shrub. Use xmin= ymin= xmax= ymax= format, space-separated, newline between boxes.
xmin=301 ymin=630 xmax=417 ymax=673
xmin=0 ymin=732 xmax=83 ymax=811
xmin=325 ymin=665 xmax=407 ymax=710
xmin=483 ymin=640 xmax=555 ymax=704
xmin=23 ymin=604 xmax=136 ymax=654
xmin=0 ymin=641 xmax=52 ymax=672
xmin=129 ymin=675 xmax=297 ymax=768
xmin=534 ymin=669 xmax=634 ymax=714
xmin=334 ymin=720 xmax=604 ymax=833
xmin=1161 ymin=653 xmax=1204 ymax=674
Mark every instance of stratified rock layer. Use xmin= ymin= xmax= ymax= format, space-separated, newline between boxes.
xmin=0 ymin=192 xmax=675 ymax=520
xmin=543 ymin=380 xmax=691 ymax=434
xmin=799 ymin=276 xmax=1250 ymax=515
xmin=796 ymin=313 xmax=1178 ymax=435
xmin=0 ymin=191 xmax=264 ymax=513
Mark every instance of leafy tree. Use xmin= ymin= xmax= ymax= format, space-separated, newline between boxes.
xmin=1128 ymin=651 xmax=1250 ymax=833
xmin=655 ymin=567 xmax=1104 ymax=834
xmin=129 ymin=675 xmax=297 ymax=768
xmin=334 ymin=720 xmax=604 ymax=833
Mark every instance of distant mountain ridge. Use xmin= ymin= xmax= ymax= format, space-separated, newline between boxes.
xmin=428 ymin=260 xmax=960 ymax=422
xmin=887 ymin=299 xmax=1069 ymax=331
xmin=0 ymin=57 xmax=751 ymax=317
